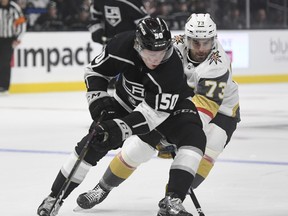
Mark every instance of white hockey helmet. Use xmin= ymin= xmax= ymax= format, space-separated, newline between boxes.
xmin=185 ymin=13 xmax=217 ymax=39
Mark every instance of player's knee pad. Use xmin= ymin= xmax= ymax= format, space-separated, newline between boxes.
xmin=61 ymin=151 xmax=92 ymax=184
xmin=205 ymin=123 xmax=227 ymax=160
xmin=121 ymin=135 xmax=156 ymax=168
xmin=171 ymin=146 xmax=203 ymax=176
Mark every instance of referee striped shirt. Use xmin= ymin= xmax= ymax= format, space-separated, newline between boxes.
xmin=0 ymin=1 xmax=26 ymax=39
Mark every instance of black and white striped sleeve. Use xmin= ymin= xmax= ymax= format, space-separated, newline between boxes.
xmin=11 ymin=1 xmax=26 ymax=40
xmin=0 ymin=1 xmax=26 ymax=39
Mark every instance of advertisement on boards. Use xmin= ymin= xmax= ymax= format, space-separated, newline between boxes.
xmin=217 ymin=31 xmax=249 ymax=69
xmin=12 ymin=32 xmax=102 ymax=83
xmin=245 ymin=30 xmax=288 ymax=75
xmin=11 ymin=30 xmax=288 ymax=86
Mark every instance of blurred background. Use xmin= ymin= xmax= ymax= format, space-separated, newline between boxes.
xmin=5 ymin=0 xmax=288 ymax=94
xmin=14 ymin=0 xmax=288 ymax=31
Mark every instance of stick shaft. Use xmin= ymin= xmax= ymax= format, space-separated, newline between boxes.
xmin=189 ymin=188 xmax=205 ymax=216
xmin=48 ymin=114 xmax=105 ymax=215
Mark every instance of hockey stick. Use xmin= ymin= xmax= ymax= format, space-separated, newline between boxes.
xmin=171 ymin=152 xmax=205 ymax=216
xmin=188 ymin=187 xmax=205 ymax=216
xmin=48 ymin=112 xmax=106 ymax=216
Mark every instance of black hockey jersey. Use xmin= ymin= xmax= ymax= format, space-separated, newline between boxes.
xmin=90 ymin=0 xmax=149 ymax=42
xmin=84 ymin=31 xmax=194 ymax=135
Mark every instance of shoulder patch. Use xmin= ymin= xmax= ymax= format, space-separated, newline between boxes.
xmin=105 ymin=6 xmax=121 ymax=26
xmin=172 ymin=35 xmax=185 ymax=45
xmin=208 ymin=51 xmax=222 ymax=65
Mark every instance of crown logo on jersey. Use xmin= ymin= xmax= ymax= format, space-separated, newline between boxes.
xmin=209 ymin=51 xmax=222 ymax=65
xmin=105 ymin=6 xmax=122 ymax=27
xmin=173 ymin=35 xmax=184 ymax=44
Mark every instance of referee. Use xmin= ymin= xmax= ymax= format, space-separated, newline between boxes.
xmin=0 ymin=0 xmax=26 ymax=94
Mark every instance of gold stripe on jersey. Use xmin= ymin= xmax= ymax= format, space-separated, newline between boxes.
xmin=192 ymin=94 xmax=219 ymax=119
xmin=109 ymin=153 xmax=135 ymax=179
xmin=232 ymin=103 xmax=240 ymax=118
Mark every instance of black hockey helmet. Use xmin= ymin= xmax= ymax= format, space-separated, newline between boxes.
xmin=135 ymin=17 xmax=172 ymax=51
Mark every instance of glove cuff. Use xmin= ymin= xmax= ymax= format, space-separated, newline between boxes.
xmin=112 ymin=119 xmax=133 ymax=141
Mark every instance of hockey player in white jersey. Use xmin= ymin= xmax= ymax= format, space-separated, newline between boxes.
xmin=172 ymin=13 xmax=240 ymax=188
xmin=76 ymin=13 xmax=240 ymax=215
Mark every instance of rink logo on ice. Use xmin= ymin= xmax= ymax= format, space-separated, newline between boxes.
xmin=12 ymin=43 xmax=93 ymax=72
xmin=270 ymin=38 xmax=288 ymax=61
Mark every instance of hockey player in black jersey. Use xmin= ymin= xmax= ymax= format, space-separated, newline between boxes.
xmin=89 ymin=0 xmax=149 ymax=44
xmin=89 ymin=0 xmax=149 ymax=90
xmin=37 ymin=17 xmax=206 ymax=216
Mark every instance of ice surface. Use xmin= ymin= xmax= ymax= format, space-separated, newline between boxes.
xmin=1 ymin=83 xmax=287 ymax=216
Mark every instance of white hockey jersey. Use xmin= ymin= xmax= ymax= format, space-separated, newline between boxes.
xmin=173 ymin=35 xmax=240 ymax=127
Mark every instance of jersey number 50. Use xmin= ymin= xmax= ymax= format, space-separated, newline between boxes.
xmin=156 ymin=93 xmax=179 ymax=111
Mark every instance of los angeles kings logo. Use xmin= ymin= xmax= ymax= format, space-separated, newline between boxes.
xmin=104 ymin=6 xmax=122 ymax=27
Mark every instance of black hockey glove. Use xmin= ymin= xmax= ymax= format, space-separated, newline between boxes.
xmin=89 ymin=25 xmax=105 ymax=44
xmin=90 ymin=119 xmax=132 ymax=152
xmin=89 ymin=97 xmax=119 ymax=122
